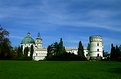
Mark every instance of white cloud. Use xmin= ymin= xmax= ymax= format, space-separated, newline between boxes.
xmin=0 ymin=0 xmax=121 ymax=33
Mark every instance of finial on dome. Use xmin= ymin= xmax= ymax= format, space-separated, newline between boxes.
xmin=27 ymin=32 xmax=30 ymax=37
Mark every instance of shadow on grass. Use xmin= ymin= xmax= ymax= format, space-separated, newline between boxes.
xmin=109 ymin=68 xmax=121 ymax=74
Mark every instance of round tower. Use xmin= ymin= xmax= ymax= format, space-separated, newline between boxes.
xmin=35 ymin=33 xmax=42 ymax=48
xmin=89 ymin=35 xmax=103 ymax=59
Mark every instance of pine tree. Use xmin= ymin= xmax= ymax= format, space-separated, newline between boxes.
xmin=54 ymin=42 xmax=59 ymax=56
xmin=115 ymin=45 xmax=120 ymax=58
xmin=77 ymin=41 xmax=86 ymax=60
xmin=110 ymin=44 xmax=121 ymax=60
xmin=47 ymin=45 xmax=52 ymax=58
xmin=17 ymin=46 xmax=21 ymax=58
xmin=24 ymin=47 xmax=29 ymax=58
xmin=30 ymin=45 xmax=34 ymax=60
xmin=17 ymin=45 xmax=23 ymax=58
xmin=119 ymin=45 xmax=121 ymax=58
xmin=58 ymin=38 xmax=66 ymax=55
xmin=46 ymin=38 xmax=66 ymax=60
xmin=110 ymin=44 xmax=115 ymax=59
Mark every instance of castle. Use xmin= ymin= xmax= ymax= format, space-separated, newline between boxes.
xmin=21 ymin=32 xmax=103 ymax=61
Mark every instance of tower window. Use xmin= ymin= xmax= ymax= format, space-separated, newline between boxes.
xmin=97 ymin=54 xmax=99 ymax=57
xmin=97 ymin=43 xmax=99 ymax=46
xmin=97 ymin=49 xmax=99 ymax=51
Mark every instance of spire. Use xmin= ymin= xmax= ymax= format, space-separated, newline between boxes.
xmin=37 ymin=32 xmax=42 ymax=40
xmin=38 ymin=32 xmax=40 ymax=37
xmin=27 ymin=32 xmax=30 ymax=37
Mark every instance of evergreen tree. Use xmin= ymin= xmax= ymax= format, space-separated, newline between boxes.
xmin=24 ymin=47 xmax=29 ymax=58
xmin=58 ymin=38 xmax=66 ymax=55
xmin=46 ymin=38 xmax=66 ymax=60
xmin=115 ymin=45 xmax=120 ymax=58
xmin=17 ymin=45 xmax=23 ymax=58
xmin=30 ymin=45 xmax=34 ymax=60
xmin=47 ymin=45 xmax=52 ymax=58
xmin=119 ymin=45 xmax=121 ymax=57
xmin=119 ymin=45 xmax=121 ymax=52
xmin=20 ymin=45 xmax=23 ymax=55
xmin=77 ymin=41 xmax=86 ymax=60
xmin=110 ymin=44 xmax=121 ymax=60
xmin=53 ymin=42 xmax=59 ymax=55
xmin=110 ymin=44 xmax=116 ymax=59
xmin=103 ymin=50 xmax=108 ymax=57
xmin=17 ymin=46 xmax=21 ymax=57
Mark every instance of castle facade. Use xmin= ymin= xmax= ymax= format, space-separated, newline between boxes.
xmin=21 ymin=33 xmax=103 ymax=61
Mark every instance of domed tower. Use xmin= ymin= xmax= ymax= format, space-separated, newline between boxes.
xmin=88 ymin=35 xmax=103 ymax=59
xmin=21 ymin=32 xmax=35 ymax=56
xmin=35 ymin=33 xmax=42 ymax=48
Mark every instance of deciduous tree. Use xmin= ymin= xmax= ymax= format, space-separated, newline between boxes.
xmin=0 ymin=26 xmax=11 ymax=59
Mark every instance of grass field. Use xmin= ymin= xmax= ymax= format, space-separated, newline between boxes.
xmin=0 ymin=61 xmax=121 ymax=79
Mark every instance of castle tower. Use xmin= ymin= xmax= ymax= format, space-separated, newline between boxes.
xmin=35 ymin=33 xmax=42 ymax=48
xmin=88 ymin=35 xmax=103 ymax=59
xmin=21 ymin=32 xmax=35 ymax=56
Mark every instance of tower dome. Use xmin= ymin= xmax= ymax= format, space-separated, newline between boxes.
xmin=21 ymin=32 xmax=35 ymax=44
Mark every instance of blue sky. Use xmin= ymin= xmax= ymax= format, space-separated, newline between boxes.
xmin=0 ymin=0 xmax=121 ymax=52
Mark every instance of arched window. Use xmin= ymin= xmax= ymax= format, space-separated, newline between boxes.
xmin=97 ymin=43 xmax=99 ymax=46
xmin=97 ymin=54 xmax=99 ymax=57
xmin=97 ymin=49 xmax=99 ymax=51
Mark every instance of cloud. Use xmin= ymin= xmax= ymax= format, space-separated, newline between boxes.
xmin=0 ymin=0 xmax=121 ymax=33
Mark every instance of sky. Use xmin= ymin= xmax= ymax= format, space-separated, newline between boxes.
xmin=0 ymin=0 xmax=121 ymax=52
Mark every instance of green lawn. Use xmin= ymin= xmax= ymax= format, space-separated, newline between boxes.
xmin=0 ymin=61 xmax=121 ymax=79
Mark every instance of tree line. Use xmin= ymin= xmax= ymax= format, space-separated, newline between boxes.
xmin=110 ymin=44 xmax=121 ymax=61
xmin=46 ymin=38 xmax=86 ymax=61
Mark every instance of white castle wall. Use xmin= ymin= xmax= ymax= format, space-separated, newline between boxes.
xmin=33 ymin=48 xmax=47 ymax=61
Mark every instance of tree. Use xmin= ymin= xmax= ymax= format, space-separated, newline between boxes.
xmin=115 ymin=45 xmax=120 ymax=58
xmin=17 ymin=45 xmax=23 ymax=59
xmin=46 ymin=38 xmax=66 ymax=60
xmin=47 ymin=45 xmax=52 ymax=58
xmin=58 ymin=38 xmax=66 ymax=55
xmin=77 ymin=41 xmax=86 ymax=60
xmin=0 ymin=26 xmax=11 ymax=59
xmin=30 ymin=45 xmax=34 ymax=60
xmin=24 ymin=47 xmax=29 ymax=58
xmin=110 ymin=44 xmax=121 ymax=61
xmin=119 ymin=45 xmax=121 ymax=57
xmin=110 ymin=44 xmax=115 ymax=59
xmin=47 ymin=42 xmax=59 ymax=58
xmin=0 ymin=26 xmax=9 ymax=42
xmin=103 ymin=50 xmax=108 ymax=57
xmin=10 ymin=47 xmax=18 ymax=59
